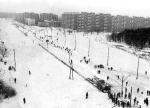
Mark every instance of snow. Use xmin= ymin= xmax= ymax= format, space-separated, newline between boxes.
xmin=0 ymin=19 xmax=114 ymax=108
xmin=14 ymin=21 xmax=150 ymax=108
xmin=1 ymin=18 xmax=150 ymax=108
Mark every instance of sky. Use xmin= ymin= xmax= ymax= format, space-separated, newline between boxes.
xmin=0 ymin=0 xmax=150 ymax=17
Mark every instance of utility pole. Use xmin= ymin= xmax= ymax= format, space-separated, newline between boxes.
xmin=130 ymin=86 xmax=132 ymax=107
xmin=74 ymin=33 xmax=76 ymax=51
xmin=107 ymin=47 xmax=109 ymax=66
xmin=136 ymin=56 xmax=140 ymax=79
xmin=88 ymin=38 xmax=90 ymax=57
xmin=121 ymin=75 xmax=124 ymax=97
xmin=64 ymin=29 xmax=66 ymax=47
xmin=13 ymin=49 xmax=16 ymax=71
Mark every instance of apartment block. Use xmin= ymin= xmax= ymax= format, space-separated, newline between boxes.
xmin=24 ymin=18 xmax=36 ymax=26
xmin=39 ymin=13 xmax=58 ymax=21
xmin=86 ymin=13 xmax=96 ymax=32
xmin=103 ymin=14 xmax=112 ymax=32
xmin=77 ymin=12 xmax=88 ymax=31
xmin=61 ymin=12 xmax=79 ymax=30
xmin=95 ymin=13 xmax=104 ymax=32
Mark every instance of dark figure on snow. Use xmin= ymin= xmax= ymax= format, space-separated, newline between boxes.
xmin=23 ymin=98 xmax=26 ymax=104
xmin=110 ymin=67 xmax=113 ymax=71
xmin=145 ymin=98 xmax=149 ymax=106
xmin=126 ymin=81 xmax=128 ymax=86
xmin=29 ymin=70 xmax=31 ymax=75
xmin=127 ymin=101 xmax=130 ymax=107
xmin=117 ymin=75 xmax=119 ymax=79
xmin=145 ymin=71 xmax=147 ymax=75
xmin=86 ymin=92 xmax=88 ymax=99
xmin=69 ymin=59 xmax=73 ymax=80
xmin=137 ymin=88 xmax=139 ymax=93
xmin=97 ymin=70 xmax=100 ymax=74
xmin=148 ymin=90 xmax=150 ymax=96
xmin=14 ymin=78 xmax=16 ymax=84
xmin=125 ymin=87 xmax=127 ymax=94
xmin=4 ymin=61 xmax=7 ymax=65
xmin=134 ymin=97 xmax=137 ymax=105
xmin=128 ymin=93 xmax=131 ymax=99
xmin=107 ymin=76 xmax=109 ymax=80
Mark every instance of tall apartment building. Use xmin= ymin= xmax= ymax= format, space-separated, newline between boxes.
xmin=86 ymin=13 xmax=96 ymax=32
xmin=145 ymin=18 xmax=150 ymax=28
xmin=77 ymin=12 xmax=88 ymax=32
xmin=103 ymin=14 xmax=112 ymax=32
xmin=61 ymin=12 xmax=112 ymax=32
xmin=95 ymin=13 xmax=104 ymax=32
xmin=24 ymin=18 xmax=36 ymax=26
xmin=39 ymin=13 xmax=58 ymax=21
xmin=112 ymin=15 xmax=128 ymax=32
xmin=112 ymin=16 xmax=149 ymax=32
xmin=15 ymin=12 xmax=39 ymax=25
xmin=61 ymin=12 xmax=79 ymax=30
xmin=61 ymin=12 xmax=150 ymax=33
xmin=77 ymin=12 xmax=96 ymax=32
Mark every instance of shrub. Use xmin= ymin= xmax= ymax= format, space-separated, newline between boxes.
xmin=0 ymin=42 xmax=9 ymax=58
xmin=0 ymin=80 xmax=17 ymax=100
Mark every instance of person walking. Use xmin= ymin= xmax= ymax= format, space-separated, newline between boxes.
xmin=23 ymin=98 xmax=26 ymax=104
xmin=14 ymin=78 xmax=16 ymax=84
xmin=69 ymin=59 xmax=74 ymax=80
xmin=86 ymin=92 xmax=88 ymax=99
xmin=29 ymin=70 xmax=31 ymax=75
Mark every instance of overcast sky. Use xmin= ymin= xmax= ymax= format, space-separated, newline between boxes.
xmin=0 ymin=0 xmax=150 ymax=17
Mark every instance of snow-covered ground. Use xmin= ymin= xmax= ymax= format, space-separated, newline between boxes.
xmin=12 ymin=20 xmax=150 ymax=108
xmin=0 ymin=19 xmax=116 ymax=108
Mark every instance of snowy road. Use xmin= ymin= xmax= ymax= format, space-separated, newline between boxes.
xmin=0 ymin=20 xmax=114 ymax=108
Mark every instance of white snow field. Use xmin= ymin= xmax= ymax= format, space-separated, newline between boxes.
xmin=13 ymin=20 xmax=150 ymax=108
xmin=0 ymin=19 xmax=115 ymax=108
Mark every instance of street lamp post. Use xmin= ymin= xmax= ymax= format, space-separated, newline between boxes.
xmin=107 ymin=47 xmax=109 ymax=66
xmin=74 ymin=32 xmax=76 ymax=51
xmin=13 ymin=49 xmax=16 ymax=71
xmin=136 ymin=56 xmax=140 ymax=79
xmin=88 ymin=38 xmax=90 ymax=57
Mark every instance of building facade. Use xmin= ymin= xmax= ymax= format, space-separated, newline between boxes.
xmin=24 ymin=18 xmax=36 ymax=26
xmin=61 ymin=12 xmax=113 ymax=32
xmin=103 ymin=14 xmax=112 ymax=32
xmin=39 ymin=13 xmax=58 ymax=21
xmin=95 ymin=13 xmax=104 ymax=32
xmin=86 ymin=13 xmax=96 ymax=32
xmin=77 ymin=12 xmax=88 ymax=31
xmin=61 ymin=12 xmax=150 ymax=33
xmin=61 ymin=12 xmax=79 ymax=30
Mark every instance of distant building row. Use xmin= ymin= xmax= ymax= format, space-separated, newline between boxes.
xmin=1 ymin=12 xmax=150 ymax=33
xmin=61 ymin=12 xmax=112 ymax=32
xmin=15 ymin=12 xmax=61 ymax=27
xmin=61 ymin=12 xmax=150 ymax=32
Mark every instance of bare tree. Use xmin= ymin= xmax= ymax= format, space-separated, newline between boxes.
xmin=0 ymin=42 xmax=9 ymax=58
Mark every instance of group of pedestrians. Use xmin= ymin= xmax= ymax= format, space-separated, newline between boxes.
xmin=13 ymin=69 xmax=32 ymax=105
xmin=108 ymin=91 xmax=131 ymax=108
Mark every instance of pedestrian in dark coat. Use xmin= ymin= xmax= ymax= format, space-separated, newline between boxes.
xmin=29 ymin=70 xmax=31 ymax=75
xmin=14 ymin=78 xmax=16 ymax=84
xmin=23 ymin=98 xmax=26 ymax=104
xmin=86 ymin=92 xmax=88 ymax=99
